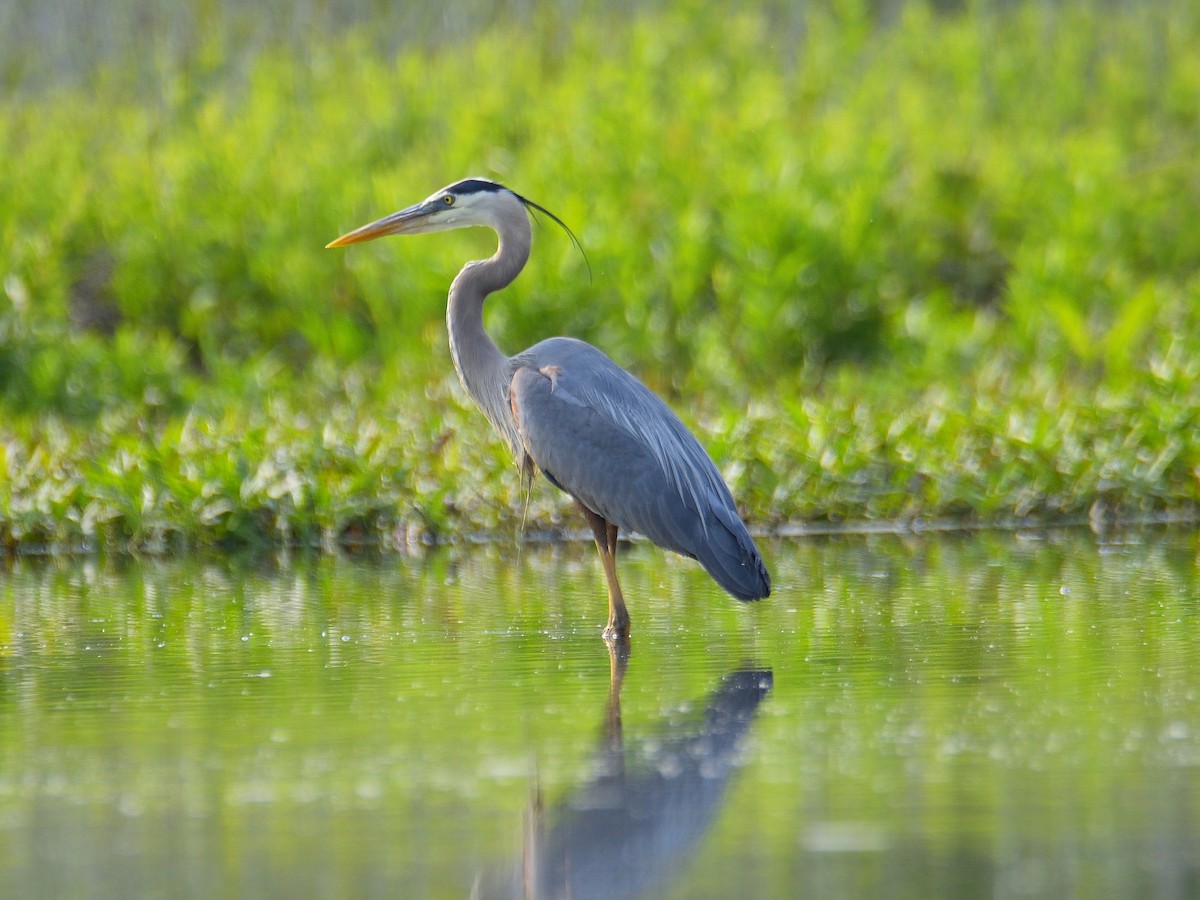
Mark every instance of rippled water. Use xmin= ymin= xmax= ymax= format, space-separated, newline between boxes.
xmin=2 ymin=529 xmax=1199 ymax=898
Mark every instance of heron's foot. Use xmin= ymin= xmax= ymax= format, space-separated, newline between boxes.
xmin=602 ymin=619 xmax=631 ymax=644
xmin=603 ymin=592 xmax=631 ymax=643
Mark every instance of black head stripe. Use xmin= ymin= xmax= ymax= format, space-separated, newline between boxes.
xmin=448 ymin=178 xmax=505 ymax=195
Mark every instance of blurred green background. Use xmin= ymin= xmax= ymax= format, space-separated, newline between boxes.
xmin=2 ymin=0 xmax=1199 ymax=550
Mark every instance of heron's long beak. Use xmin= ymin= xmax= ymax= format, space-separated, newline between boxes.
xmin=325 ymin=201 xmax=432 ymax=248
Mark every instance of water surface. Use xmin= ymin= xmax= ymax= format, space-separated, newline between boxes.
xmin=2 ymin=529 xmax=1199 ymax=898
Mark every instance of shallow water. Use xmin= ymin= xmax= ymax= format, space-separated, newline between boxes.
xmin=2 ymin=529 xmax=1199 ymax=899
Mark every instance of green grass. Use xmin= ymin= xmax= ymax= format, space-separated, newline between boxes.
xmin=2 ymin=0 xmax=1199 ymax=551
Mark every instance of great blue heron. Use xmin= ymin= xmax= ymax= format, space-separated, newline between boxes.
xmin=327 ymin=178 xmax=770 ymax=639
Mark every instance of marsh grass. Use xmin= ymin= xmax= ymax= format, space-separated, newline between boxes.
xmin=2 ymin=0 xmax=1199 ymax=550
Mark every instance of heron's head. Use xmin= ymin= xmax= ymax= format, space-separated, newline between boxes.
xmin=326 ymin=178 xmax=575 ymax=249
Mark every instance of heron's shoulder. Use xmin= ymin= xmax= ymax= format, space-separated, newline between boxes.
xmin=520 ymin=336 xmax=617 ymax=368
xmin=517 ymin=338 xmax=658 ymax=403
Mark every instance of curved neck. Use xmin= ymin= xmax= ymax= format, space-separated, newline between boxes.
xmin=446 ymin=220 xmax=531 ymax=456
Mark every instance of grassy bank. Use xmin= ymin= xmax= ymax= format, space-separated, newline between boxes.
xmin=4 ymin=354 xmax=1198 ymax=553
xmin=2 ymin=0 xmax=1199 ymax=551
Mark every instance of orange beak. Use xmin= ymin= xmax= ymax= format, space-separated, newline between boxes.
xmin=325 ymin=200 xmax=435 ymax=248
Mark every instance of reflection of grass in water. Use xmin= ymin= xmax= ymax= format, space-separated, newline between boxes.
xmin=2 ymin=533 xmax=1199 ymax=897
xmin=1 ymin=2 xmax=1199 ymax=549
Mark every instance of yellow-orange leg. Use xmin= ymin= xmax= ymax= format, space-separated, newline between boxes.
xmin=577 ymin=501 xmax=631 ymax=641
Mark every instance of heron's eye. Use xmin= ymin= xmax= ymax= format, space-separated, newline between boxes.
xmin=443 ymin=195 xmax=455 ymax=206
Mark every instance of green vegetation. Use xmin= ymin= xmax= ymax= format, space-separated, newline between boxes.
xmin=2 ymin=0 xmax=1199 ymax=551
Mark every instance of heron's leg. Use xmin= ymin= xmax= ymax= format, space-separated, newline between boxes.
xmin=577 ymin=501 xmax=631 ymax=640
xmin=604 ymin=522 xmax=631 ymax=642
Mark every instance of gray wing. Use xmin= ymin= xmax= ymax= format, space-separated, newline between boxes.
xmin=509 ymin=338 xmax=770 ymax=601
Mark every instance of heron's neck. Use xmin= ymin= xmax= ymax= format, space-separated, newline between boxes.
xmin=446 ymin=226 xmax=531 ymax=457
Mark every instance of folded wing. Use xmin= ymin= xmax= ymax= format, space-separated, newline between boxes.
xmin=509 ymin=338 xmax=770 ymax=601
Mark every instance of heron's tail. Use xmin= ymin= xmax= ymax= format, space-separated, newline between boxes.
xmin=696 ymin=507 xmax=771 ymax=601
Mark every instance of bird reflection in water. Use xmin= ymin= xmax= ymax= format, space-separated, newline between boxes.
xmin=474 ymin=644 xmax=773 ymax=899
